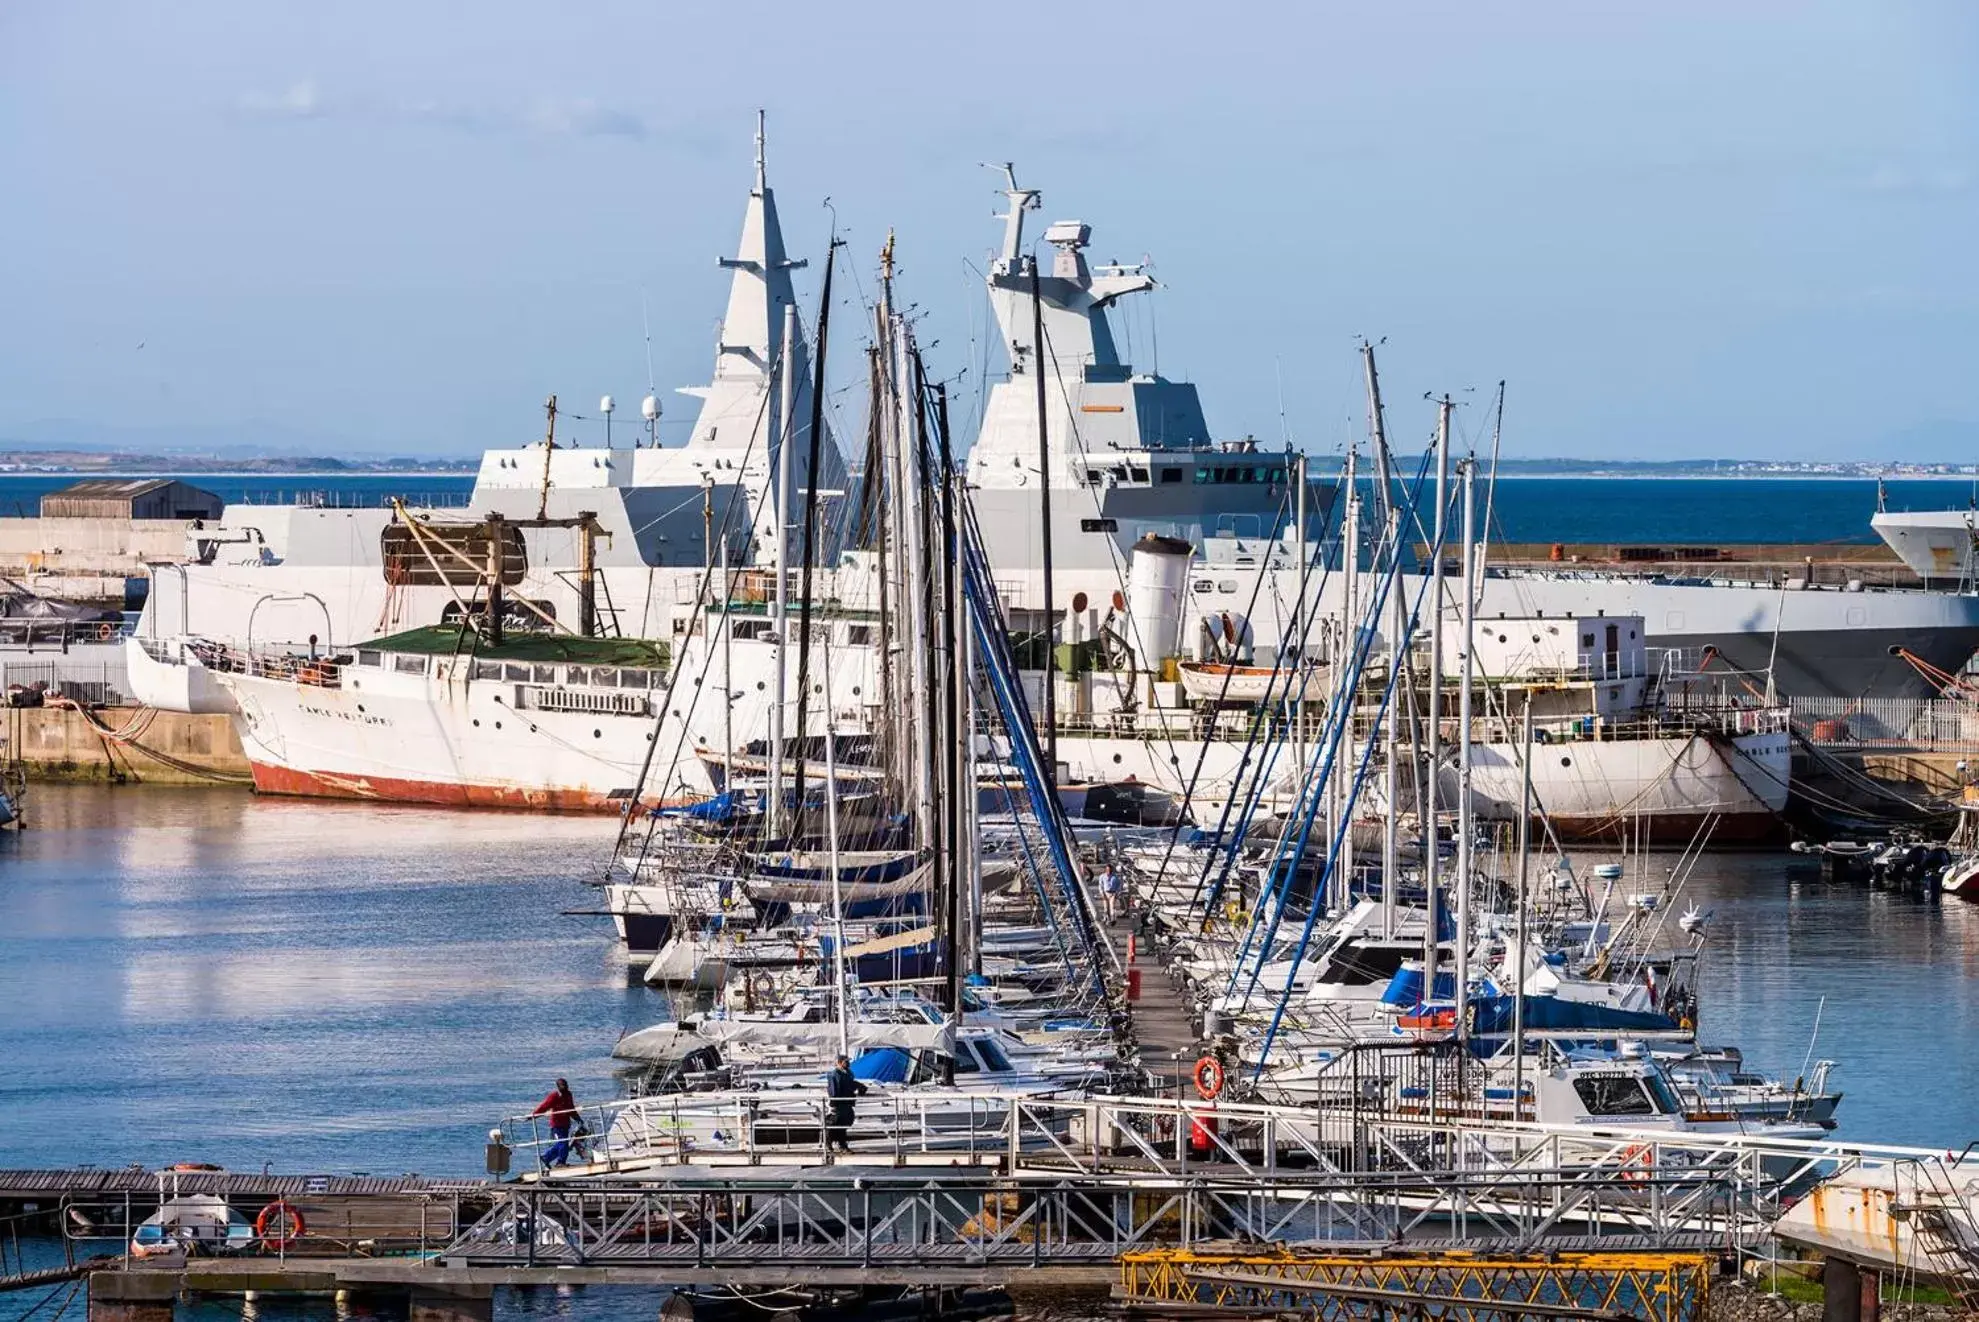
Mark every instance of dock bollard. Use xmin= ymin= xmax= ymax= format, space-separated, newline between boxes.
xmin=485 ymin=1129 xmax=512 ymax=1177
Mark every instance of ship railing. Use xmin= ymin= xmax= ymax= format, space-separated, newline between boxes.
xmin=1791 ymin=695 xmax=1979 ymax=755
xmin=190 ymin=640 xmax=345 ymax=689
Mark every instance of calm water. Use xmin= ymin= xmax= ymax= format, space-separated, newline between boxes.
xmin=0 ymin=784 xmax=1974 ymax=1171
xmin=0 ymin=473 xmax=1972 ymax=544
xmin=0 ymin=785 xmax=666 ymax=1177
xmin=3 ymin=784 xmax=1977 ymax=1319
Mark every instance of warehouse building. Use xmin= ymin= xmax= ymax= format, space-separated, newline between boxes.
xmin=39 ymin=478 xmax=224 ymax=522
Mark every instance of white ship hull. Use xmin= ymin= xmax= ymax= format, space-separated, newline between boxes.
xmin=216 ymin=666 xmax=713 ymax=812
xmin=1047 ymin=721 xmax=1791 ymax=844
xmin=1448 ymin=723 xmax=1791 ymax=844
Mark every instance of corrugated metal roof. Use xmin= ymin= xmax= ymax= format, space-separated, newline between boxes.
xmin=42 ymin=478 xmax=180 ymax=500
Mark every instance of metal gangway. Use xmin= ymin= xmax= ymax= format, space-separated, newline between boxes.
xmin=458 ymin=1089 xmax=1979 ymax=1283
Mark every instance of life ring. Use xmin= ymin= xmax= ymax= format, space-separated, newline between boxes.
xmin=254 ymin=1199 xmax=305 ymax=1249
xmin=1193 ymin=1055 xmax=1225 ymax=1101
xmin=1618 ymin=1143 xmax=1653 ymax=1183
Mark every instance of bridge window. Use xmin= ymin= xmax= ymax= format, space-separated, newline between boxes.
xmin=1571 ymin=1074 xmax=1657 ymax=1117
xmin=1161 ymin=468 xmax=1183 ymax=484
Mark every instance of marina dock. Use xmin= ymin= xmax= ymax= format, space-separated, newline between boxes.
xmin=8 ymin=1085 xmax=1969 ymax=1321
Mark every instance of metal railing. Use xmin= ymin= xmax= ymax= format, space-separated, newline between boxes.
xmin=444 ymin=1165 xmax=1745 ymax=1275
xmin=1791 ymin=696 xmax=1979 ymax=754
xmin=489 ymin=1088 xmax=1979 ymax=1248
xmin=0 ymin=660 xmax=135 ymax=707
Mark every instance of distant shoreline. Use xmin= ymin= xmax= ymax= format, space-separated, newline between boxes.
xmin=0 ymin=469 xmax=475 ymax=479
xmin=0 ymin=467 xmax=1968 ymax=485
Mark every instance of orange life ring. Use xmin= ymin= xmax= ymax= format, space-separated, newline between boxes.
xmin=1193 ymin=1055 xmax=1226 ymax=1101
xmin=254 ymin=1199 xmax=305 ymax=1249
xmin=1618 ymin=1142 xmax=1653 ymax=1183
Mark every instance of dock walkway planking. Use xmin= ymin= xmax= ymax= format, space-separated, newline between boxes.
xmin=1108 ymin=903 xmax=1203 ymax=1091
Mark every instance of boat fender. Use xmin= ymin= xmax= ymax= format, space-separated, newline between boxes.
xmin=255 ymin=1199 xmax=306 ymax=1250
xmin=1192 ymin=1056 xmax=1225 ymax=1101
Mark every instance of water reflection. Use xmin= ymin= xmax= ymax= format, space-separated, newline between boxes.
xmin=5 ymin=787 xmax=1979 ymax=1178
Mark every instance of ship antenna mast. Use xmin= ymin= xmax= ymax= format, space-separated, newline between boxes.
xmin=985 ymin=161 xmax=1040 ymax=272
xmin=537 ymin=394 xmax=558 ymax=521
xmin=754 ymin=108 xmax=767 ymax=194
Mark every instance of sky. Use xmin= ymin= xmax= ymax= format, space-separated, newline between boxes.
xmin=1 ymin=2 xmax=1976 ymax=463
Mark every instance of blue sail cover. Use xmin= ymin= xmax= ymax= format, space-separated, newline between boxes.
xmin=654 ymin=792 xmax=741 ymax=822
xmin=755 ymin=852 xmax=920 ymax=883
xmin=1379 ymin=966 xmax=1457 ymax=1008
xmin=848 ymin=1047 xmax=913 ymax=1083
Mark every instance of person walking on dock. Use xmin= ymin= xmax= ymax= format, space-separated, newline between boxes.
xmin=531 ymin=1077 xmax=580 ymax=1168
xmin=825 ymin=1054 xmax=867 ymax=1154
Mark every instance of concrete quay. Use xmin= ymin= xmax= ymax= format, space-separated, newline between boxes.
xmin=2 ymin=705 xmax=247 ymax=786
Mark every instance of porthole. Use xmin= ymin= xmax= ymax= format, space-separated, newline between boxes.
xmin=1559 ymin=756 xmax=1571 ymax=767
xmin=593 ymin=729 xmax=602 ymax=739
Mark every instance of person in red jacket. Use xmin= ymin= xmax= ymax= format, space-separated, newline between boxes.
xmin=531 ymin=1078 xmax=580 ymax=1168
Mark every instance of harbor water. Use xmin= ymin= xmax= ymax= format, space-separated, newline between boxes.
xmin=0 ymin=474 xmax=1969 ymax=546
xmin=2 ymin=783 xmax=1976 ymax=1175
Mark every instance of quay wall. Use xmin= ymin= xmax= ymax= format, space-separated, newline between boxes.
xmin=0 ymin=516 xmax=190 ymax=603
xmin=3 ymin=705 xmax=248 ymax=785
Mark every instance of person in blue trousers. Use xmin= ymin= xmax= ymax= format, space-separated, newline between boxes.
xmin=531 ymin=1078 xmax=580 ymax=1167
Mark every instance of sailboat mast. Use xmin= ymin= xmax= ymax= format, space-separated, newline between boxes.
xmin=1455 ymin=455 xmax=1477 ymax=1042
xmin=1334 ymin=447 xmax=1359 ymax=914
xmin=934 ymin=382 xmax=966 ymax=1021
xmin=767 ymin=307 xmax=798 ymax=842
xmin=821 ymin=639 xmax=850 ymax=1059
xmin=1512 ymin=699 xmax=1534 ymax=1111
xmin=1380 ymin=506 xmax=1404 ymax=940
xmin=789 ymin=239 xmax=838 ymax=829
xmin=1029 ymin=261 xmax=1059 ymax=783
xmin=911 ymin=349 xmax=942 ymax=855
xmin=1421 ymin=397 xmax=1451 ymax=991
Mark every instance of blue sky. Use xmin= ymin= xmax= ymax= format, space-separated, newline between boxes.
xmin=1 ymin=2 xmax=1974 ymax=461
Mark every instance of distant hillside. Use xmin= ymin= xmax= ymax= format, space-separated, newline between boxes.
xmin=0 ymin=449 xmax=473 ymax=474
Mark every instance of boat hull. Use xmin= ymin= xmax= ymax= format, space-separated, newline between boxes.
xmin=220 ymin=666 xmax=715 ymax=814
